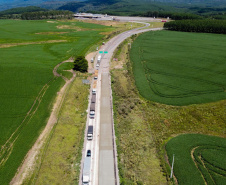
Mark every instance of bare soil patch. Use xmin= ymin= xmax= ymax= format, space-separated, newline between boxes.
xmin=35 ymin=32 xmax=68 ymax=35
xmin=81 ymin=19 xmax=120 ymax=27
xmin=0 ymin=40 xmax=67 ymax=48
xmin=57 ymin=25 xmax=88 ymax=31
xmin=112 ymin=59 xmax=123 ymax=69
xmin=47 ymin=21 xmax=57 ymax=23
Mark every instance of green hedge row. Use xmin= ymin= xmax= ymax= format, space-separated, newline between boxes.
xmin=21 ymin=10 xmax=73 ymax=20
xmin=144 ymin=11 xmax=202 ymax=20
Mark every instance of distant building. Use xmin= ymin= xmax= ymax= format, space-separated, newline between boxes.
xmin=73 ymin=13 xmax=102 ymax=19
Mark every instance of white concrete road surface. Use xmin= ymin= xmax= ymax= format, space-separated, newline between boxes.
xmin=79 ymin=19 xmax=163 ymax=185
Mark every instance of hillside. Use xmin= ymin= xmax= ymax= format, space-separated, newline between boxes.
xmin=0 ymin=0 xmax=83 ymax=11
xmin=145 ymin=0 xmax=226 ymax=3
xmin=0 ymin=6 xmax=47 ymax=15
xmin=55 ymin=0 xmax=226 ymax=18
xmin=1 ymin=0 xmax=226 ymax=12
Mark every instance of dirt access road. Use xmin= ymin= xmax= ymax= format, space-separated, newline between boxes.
xmin=80 ymin=20 xmax=163 ymax=185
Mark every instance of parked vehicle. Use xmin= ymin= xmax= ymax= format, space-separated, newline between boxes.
xmin=82 ymin=157 xmax=91 ymax=184
xmin=87 ymin=126 xmax=93 ymax=140
xmin=91 ymin=57 xmax=94 ymax=63
xmin=96 ymin=63 xmax=100 ymax=67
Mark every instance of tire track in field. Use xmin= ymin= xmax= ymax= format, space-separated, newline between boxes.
xmin=10 ymin=59 xmax=75 ymax=185
xmin=191 ymin=146 xmax=226 ymax=185
xmin=0 ymin=40 xmax=67 ymax=48
xmin=138 ymin=53 xmax=225 ymax=99
xmin=0 ymin=60 xmax=73 ymax=169
xmin=0 ymin=82 xmax=50 ymax=166
xmin=191 ymin=147 xmax=208 ymax=185
xmin=135 ymin=37 xmax=226 ymax=103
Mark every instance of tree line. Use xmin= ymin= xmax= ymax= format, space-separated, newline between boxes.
xmin=21 ymin=10 xmax=73 ymax=20
xmin=0 ymin=6 xmax=46 ymax=16
xmin=137 ymin=11 xmax=202 ymax=20
xmin=0 ymin=6 xmax=47 ymax=19
xmin=164 ymin=19 xmax=226 ymax=34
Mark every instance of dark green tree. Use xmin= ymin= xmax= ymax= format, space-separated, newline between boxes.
xmin=73 ymin=56 xmax=88 ymax=73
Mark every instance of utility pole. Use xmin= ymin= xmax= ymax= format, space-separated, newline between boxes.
xmin=170 ymin=154 xmax=175 ymax=179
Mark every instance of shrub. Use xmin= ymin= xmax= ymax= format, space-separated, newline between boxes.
xmin=73 ymin=56 xmax=88 ymax=73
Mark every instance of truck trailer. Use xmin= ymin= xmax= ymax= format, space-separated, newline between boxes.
xmin=97 ymin=55 xmax=101 ymax=63
xmin=90 ymin=103 xmax=95 ymax=118
xmin=82 ymin=157 xmax=91 ymax=184
xmin=87 ymin=125 xmax=93 ymax=140
xmin=91 ymin=94 xmax=96 ymax=103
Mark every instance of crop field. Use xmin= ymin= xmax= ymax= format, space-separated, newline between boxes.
xmin=0 ymin=19 xmax=113 ymax=184
xmin=166 ymin=134 xmax=226 ymax=185
xmin=111 ymin=36 xmax=225 ymax=184
xmin=130 ymin=30 xmax=226 ymax=105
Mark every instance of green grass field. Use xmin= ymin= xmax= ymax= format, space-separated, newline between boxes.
xmin=0 ymin=19 xmax=113 ymax=184
xmin=166 ymin=134 xmax=226 ymax=185
xmin=130 ymin=30 xmax=226 ymax=106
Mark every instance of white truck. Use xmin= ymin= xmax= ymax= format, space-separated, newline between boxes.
xmin=87 ymin=125 xmax=93 ymax=140
xmin=82 ymin=157 xmax=91 ymax=184
xmin=92 ymin=89 xmax=96 ymax=95
xmin=97 ymin=55 xmax=101 ymax=63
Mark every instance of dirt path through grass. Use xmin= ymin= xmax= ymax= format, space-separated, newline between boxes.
xmin=10 ymin=59 xmax=75 ymax=185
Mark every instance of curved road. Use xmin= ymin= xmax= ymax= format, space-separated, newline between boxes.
xmin=80 ymin=22 xmax=163 ymax=185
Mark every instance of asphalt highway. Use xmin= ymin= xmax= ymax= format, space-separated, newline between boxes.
xmin=79 ymin=19 xmax=163 ymax=185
